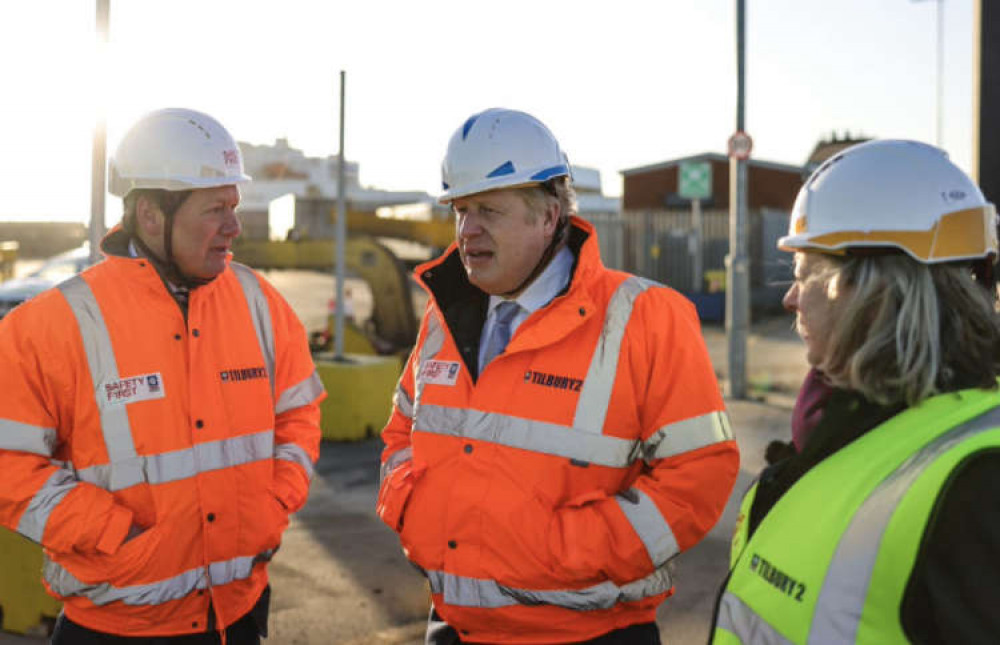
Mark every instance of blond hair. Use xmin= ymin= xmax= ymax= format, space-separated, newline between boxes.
xmin=819 ymin=254 xmax=1000 ymax=405
xmin=517 ymin=177 xmax=577 ymax=222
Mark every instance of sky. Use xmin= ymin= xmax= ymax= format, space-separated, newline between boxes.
xmin=0 ymin=0 xmax=977 ymax=224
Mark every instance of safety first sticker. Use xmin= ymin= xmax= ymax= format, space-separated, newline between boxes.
xmin=419 ymin=360 xmax=461 ymax=386
xmin=102 ymin=373 xmax=166 ymax=407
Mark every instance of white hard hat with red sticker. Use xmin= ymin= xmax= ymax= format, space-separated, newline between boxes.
xmin=109 ymin=108 xmax=251 ymax=197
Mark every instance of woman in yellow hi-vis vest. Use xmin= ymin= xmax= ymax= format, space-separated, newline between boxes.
xmin=711 ymin=140 xmax=1000 ymax=644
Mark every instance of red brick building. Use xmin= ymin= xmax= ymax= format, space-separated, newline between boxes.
xmin=620 ymin=153 xmax=803 ymax=212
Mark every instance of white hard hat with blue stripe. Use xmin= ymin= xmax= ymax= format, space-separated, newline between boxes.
xmin=439 ymin=108 xmax=571 ymax=204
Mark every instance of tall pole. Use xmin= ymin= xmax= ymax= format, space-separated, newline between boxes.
xmin=727 ymin=0 xmax=750 ymax=399
xmin=913 ymin=0 xmax=945 ymax=147
xmin=691 ymin=197 xmax=703 ymax=293
xmin=89 ymin=0 xmax=109 ymax=264
xmin=973 ymin=0 xmax=1000 ymax=205
xmin=935 ymin=0 xmax=944 ymax=147
xmin=334 ymin=70 xmax=347 ymax=359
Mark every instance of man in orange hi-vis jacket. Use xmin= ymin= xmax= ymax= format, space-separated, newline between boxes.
xmin=376 ymin=108 xmax=739 ymax=644
xmin=0 ymin=108 xmax=325 ymax=643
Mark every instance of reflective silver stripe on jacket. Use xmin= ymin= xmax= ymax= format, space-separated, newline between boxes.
xmin=643 ymin=412 xmax=733 ymax=461
xmin=426 ymin=564 xmax=672 ymax=611
xmin=413 ymin=313 xmax=447 ymax=414
xmin=275 ymin=442 xmax=314 ymax=479
xmin=380 ymin=446 xmax=413 ymax=486
xmin=0 ymin=419 xmax=57 ymax=456
xmin=808 ymin=404 xmax=1000 ymax=643
xmin=414 ymin=404 xmax=637 ymax=468
xmin=394 ymin=381 xmax=414 ymax=419
xmin=75 ymin=430 xmax=274 ymax=491
xmin=574 ymin=276 xmax=656 ymax=435
xmin=615 ymin=487 xmax=679 ymax=566
xmin=59 ymin=265 xmax=284 ymax=494
xmin=275 ymin=371 xmax=324 ymax=415
xmin=231 ymin=263 xmax=276 ymax=398
xmin=58 ymin=277 xmax=139 ymax=464
xmin=716 ymin=591 xmax=794 ymax=644
xmin=43 ymin=549 xmax=274 ymax=607
xmin=17 ymin=470 xmax=79 ymax=543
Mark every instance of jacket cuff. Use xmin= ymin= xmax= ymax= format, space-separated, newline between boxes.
xmin=95 ymin=505 xmax=134 ymax=555
xmin=270 ymin=480 xmax=303 ymax=514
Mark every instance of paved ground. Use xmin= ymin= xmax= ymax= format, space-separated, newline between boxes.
xmin=0 ymin=270 xmax=808 ymax=644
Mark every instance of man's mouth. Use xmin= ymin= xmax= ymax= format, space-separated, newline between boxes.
xmin=464 ymin=249 xmax=493 ymax=261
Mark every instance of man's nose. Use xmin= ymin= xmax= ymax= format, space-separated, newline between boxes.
xmin=457 ymin=210 xmax=483 ymax=240
xmin=222 ymin=209 xmax=242 ymax=237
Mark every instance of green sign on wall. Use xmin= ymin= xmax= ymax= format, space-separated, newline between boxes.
xmin=679 ymin=161 xmax=712 ymax=200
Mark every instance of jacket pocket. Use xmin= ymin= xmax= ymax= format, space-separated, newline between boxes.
xmin=262 ymin=490 xmax=290 ymax=550
xmin=51 ymin=522 xmax=166 ymax=592
xmin=376 ymin=461 xmax=424 ymax=532
xmin=484 ymin=487 xmax=565 ymax=589
xmin=113 ymin=482 xmax=157 ymax=529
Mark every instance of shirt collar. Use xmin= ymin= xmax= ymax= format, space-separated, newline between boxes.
xmin=487 ymin=245 xmax=573 ymax=315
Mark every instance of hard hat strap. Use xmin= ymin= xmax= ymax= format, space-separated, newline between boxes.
xmin=123 ymin=189 xmax=211 ymax=289
xmin=501 ymin=210 xmax=569 ymax=298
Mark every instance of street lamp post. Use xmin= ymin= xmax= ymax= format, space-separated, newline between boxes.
xmin=912 ymin=0 xmax=945 ymax=147
xmin=727 ymin=0 xmax=750 ymax=400
xmin=90 ymin=0 xmax=110 ymax=264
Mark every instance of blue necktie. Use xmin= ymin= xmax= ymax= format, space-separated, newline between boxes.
xmin=482 ymin=301 xmax=521 ymax=369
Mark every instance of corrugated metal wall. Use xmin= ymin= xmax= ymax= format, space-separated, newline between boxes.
xmin=580 ymin=209 xmax=792 ymax=314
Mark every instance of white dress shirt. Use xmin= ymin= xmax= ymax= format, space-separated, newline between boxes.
xmin=477 ymin=246 xmax=574 ymax=370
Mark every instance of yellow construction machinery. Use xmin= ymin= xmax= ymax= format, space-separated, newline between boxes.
xmin=233 ymin=234 xmax=420 ymax=355
xmin=232 ymin=211 xmax=453 ymax=441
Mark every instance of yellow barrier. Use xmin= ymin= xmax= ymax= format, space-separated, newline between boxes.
xmin=0 ymin=241 xmax=18 ymax=283
xmin=315 ymin=353 xmax=402 ymax=441
xmin=0 ymin=529 xmax=60 ymax=636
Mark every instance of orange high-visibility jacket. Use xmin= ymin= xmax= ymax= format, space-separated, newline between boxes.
xmin=378 ymin=217 xmax=739 ymax=643
xmin=0 ymin=233 xmax=324 ymax=636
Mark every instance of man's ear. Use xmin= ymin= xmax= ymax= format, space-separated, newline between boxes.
xmin=542 ymin=201 xmax=560 ymax=237
xmin=134 ymin=195 xmax=163 ymax=237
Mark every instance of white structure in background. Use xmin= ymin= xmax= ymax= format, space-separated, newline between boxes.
xmin=376 ymin=165 xmax=620 ymax=221
xmin=236 ymin=138 xmax=430 ymax=240
xmin=236 ymin=137 xmax=619 ymax=241
xmin=570 ymin=166 xmax=620 ymax=215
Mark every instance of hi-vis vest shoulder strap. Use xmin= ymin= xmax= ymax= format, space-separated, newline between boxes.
xmin=713 ymin=389 xmax=1000 ymax=645
xmin=399 ymin=275 xmax=734 ymax=611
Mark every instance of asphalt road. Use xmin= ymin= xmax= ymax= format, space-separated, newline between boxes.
xmin=258 ymin=397 xmax=793 ymax=644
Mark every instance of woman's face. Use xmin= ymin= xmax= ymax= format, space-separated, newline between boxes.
xmin=782 ymin=252 xmax=848 ymax=369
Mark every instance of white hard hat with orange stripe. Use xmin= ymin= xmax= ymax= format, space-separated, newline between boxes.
xmin=780 ymin=139 xmax=998 ymax=263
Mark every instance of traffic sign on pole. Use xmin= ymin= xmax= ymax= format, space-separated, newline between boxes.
xmin=679 ymin=161 xmax=712 ymax=200
xmin=728 ymin=130 xmax=753 ymax=160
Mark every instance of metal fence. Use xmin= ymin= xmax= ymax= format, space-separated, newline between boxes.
xmin=580 ymin=209 xmax=793 ymax=316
